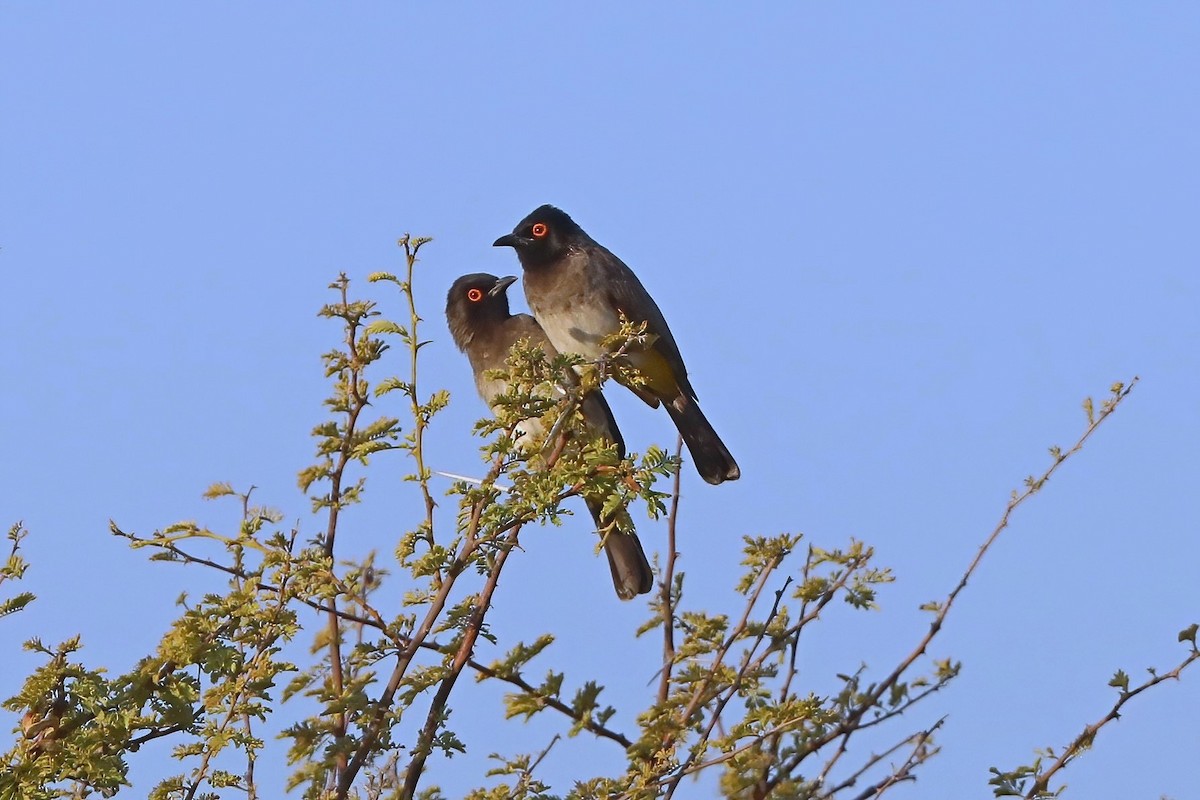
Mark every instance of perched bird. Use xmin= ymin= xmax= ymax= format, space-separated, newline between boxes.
xmin=493 ymin=205 xmax=740 ymax=485
xmin=446 ymin=272 xmax=654 ymax=600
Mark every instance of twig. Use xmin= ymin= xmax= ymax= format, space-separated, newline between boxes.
xmin=335 ymin=466 xmax=503 ymax=798
xmin=797 ymin=379 xmax=1139 ymax=762
xmin=820 ymin=718 xmax=944 ymax=800
xmin=529 ymin=733 xmax=561 ymax=774
xmin=762 ymin=547 xmax=818 ymax=783
xmin=467 ymin=659 xmax=632 ymax=748
xmin=321 ymin=275 xmax=369 ymax=779
xmin=661 ymin=553 xmax=788 ymax=800
xmin=1026 ymin=647 xmax=1200 ymax=797
xmin=401 ymin=523 xmax=525 ymax=798
xmin=658 ymin=436 xmax=684 ymax=706
xmin=398 ymin=235 xmax=438 ymax=534
xmin=432 ymin=470 xmax=511 ymax=493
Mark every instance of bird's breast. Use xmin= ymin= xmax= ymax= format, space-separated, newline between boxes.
xmin=530 ymin=300 xmax=622 ymax=360
xmin=525 ymin=260 xmax=622 ymax=359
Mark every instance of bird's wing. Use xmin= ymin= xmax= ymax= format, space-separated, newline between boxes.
xmin=590 ymin=243 xmax=697 ymax=402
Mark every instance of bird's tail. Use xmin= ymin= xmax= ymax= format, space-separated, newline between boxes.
xmin=664 ymin=395 xmax=741 ymax=485
xmin=585 ymin=498 xmax=653 ymax=600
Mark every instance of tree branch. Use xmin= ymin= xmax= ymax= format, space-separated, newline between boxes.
xmin=401 ymin=523 xmax=524 ymax=798
xmin=658 ymin=435 xmax=684 ymax=706
xmin=798 ymin=379 xmax=1139 ymax=762
xmin=1025 ymin=645 xmax=1199 ymax=797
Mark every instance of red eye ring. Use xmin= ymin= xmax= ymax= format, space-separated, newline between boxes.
xmin=467 ymin=288 xmax=484 ymax=302
xmin=531 ymin=223 xmax=548 ymax=238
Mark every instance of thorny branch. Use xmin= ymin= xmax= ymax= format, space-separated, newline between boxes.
xmin=339 ymin=308 xmax=629 ymax=798
xmin=660 ymin=553 xmax=789 ymax=800
xmin=397 ymin=235 xmax=438 ymax=538
xmin=115 ymin=506 xmax=636 ymax=752
xmin=68 ymin=253 xmax=1156 ymax=800
xmin=1022 ymin=644 xmax=1199 ymax=798
xmin=401 ymin=522 xmax=525 ymax=797
xmin=837 ymin=718 xmax=943 ymax=800
xmin=796 ymin=380 xmax=1141 ymax=763
xmin=632 ymin=380 xmax=1142 ymax=799
xmin=658 ymin=436 xmax=684 ymax=706
xmin=321 ymin=274 xmax=370 ymax=779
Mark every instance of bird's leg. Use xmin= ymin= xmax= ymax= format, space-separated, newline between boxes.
xmin=594 ymin=352 xmax=613 ymax=385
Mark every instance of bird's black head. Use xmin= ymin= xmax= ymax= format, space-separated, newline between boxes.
xmin=492 ymin=205 xmax=586 ymax=269
xmin=445 ymin=272 xmax=518 ymax=351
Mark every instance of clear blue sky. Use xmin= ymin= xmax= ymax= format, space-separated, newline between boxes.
xmin=2 ymin=4 xmax=1197 ymax=797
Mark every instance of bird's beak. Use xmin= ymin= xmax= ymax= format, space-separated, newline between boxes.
xmin=492 ymin=233 xmax=529 ymax=249
xmin=489 ymin=275 xmax=518 ymax=297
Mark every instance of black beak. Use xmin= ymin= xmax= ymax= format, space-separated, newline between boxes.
xmin=489 ymin=275 xmax=518 ymax=297
xmin=493 ymin=233 xmax=529 ymax=249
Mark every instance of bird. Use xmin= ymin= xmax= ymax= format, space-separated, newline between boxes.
xmin=493 ymin=205 xmax=740 ymax=485
xmin=446 ymin=272 xmax=654 ymax=600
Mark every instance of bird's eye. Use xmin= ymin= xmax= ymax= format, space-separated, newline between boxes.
xmin=531 ymin=223 xmax=548 ymax=238
xmin=467 ymin=288 xmax=484 ymax=302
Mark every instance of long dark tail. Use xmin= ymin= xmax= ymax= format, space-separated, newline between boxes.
xmin=585 ymin=498 xmax=653 ymax=600
xmin=664 ymin=394 xmax=740 ymax=485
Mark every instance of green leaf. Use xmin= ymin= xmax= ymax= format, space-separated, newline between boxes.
xmin=202 ymin=482 xmax=236 ymax=500
xmin=365 ymin=319 xmax=407 ymax=336
xmin=0 ymin=592 xmax=35 ymax=616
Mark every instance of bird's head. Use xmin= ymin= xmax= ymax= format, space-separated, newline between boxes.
xmin=492 ymin=205 xmax=584 ymax=269
xmin=445 ymin=273 xmax=518 ymax=350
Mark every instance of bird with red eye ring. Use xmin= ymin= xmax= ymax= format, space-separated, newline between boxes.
xmin=494 ymin=204 xmax=740 ymax=485
xmin=443 ymin=270 xmax=655 ymax=601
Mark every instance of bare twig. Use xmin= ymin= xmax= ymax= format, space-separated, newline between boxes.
xmin=797 ymin=379 xmax=1139 ymax=762
xmin=658 ymin=435 xmax=684 ymax=706
xmin=821 ymin=718 xmax=944 ymax=800
xmin=529 ymin=733 xmax=561 ymax=774
xmin=1025 ymin=646 xmax=1200 ymax=797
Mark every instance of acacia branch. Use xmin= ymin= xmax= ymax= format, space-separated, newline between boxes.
xmin=741 ymin=547 xmax=867 ymax=793
xmin=117 ymin=517 xmax=636 ymax=750
xmin=1025 ymin=646 xmax=1200 ymax=797
xmin=339 ymin=419 xmax=582 ymax=796
xmin=336 ymin=474 xmax=502 ymax=797
xmin=837 ymin=717 xmax=943 ymax=800
xmin=658 ymin=435 xmax=684 ymax=706
xmin=466 ymin=658 xmax=633 ymax=748
xmin=798 ymin=379 xmax=1139 ymax=762
xmin=401 ymin=523 xmax=524 ymax=798
xmin=677 ymin=551 xmax=785 ymax=727
xmin=661 ymin=556 xmax=788 ymax=799
xmin=321 ymin=274 xmax=374 ymax=779
xmin=398 ymin=235 xmax=438 ymax=534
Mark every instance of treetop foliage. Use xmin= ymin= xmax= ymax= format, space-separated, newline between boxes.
xmin=1 ymin=238 xmax=1193 ymax=800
